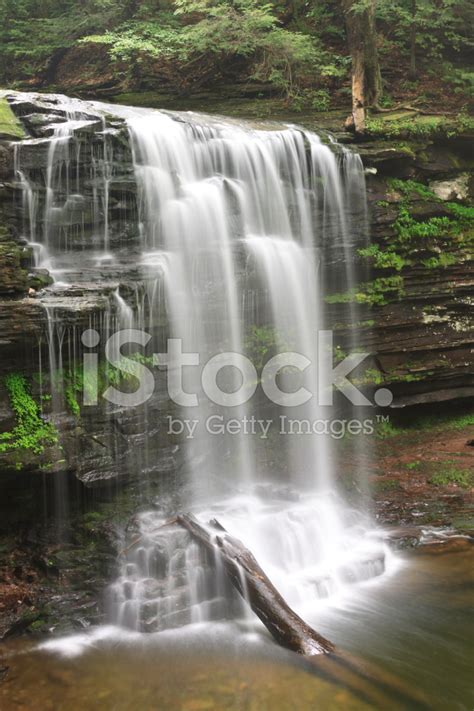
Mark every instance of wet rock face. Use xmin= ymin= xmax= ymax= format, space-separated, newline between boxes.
xmin=357 ymin=157 xmax=473 ymax=406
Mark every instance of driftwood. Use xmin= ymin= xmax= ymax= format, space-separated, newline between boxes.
xmin=176 ymin=513 xmax=335 ymax=655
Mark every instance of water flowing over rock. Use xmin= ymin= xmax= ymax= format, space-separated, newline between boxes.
xmin=0 ymin=91 xmax=470 ymax=637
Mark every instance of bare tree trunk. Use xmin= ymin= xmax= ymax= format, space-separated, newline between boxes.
xmin=342 ymin=0 xmax=382 ymax=133
xmin=409 ymin=0 xmax=417 ymax=79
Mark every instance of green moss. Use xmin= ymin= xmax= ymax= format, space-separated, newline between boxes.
xmin=333 ymin=345 xmax=348 ymax=364
xmin=375 ymin=420 xmax=404 ymax=438
xmin=396 ymin=143 xmax=416 ymax=159
xmin=0 ymin=96 xmax=25 ymax=139
xmin=365 ymin=112 xmax=474 ymax=139
xmin=430 ymin=467 xmax=473 ymax=488
xmin=404 ymin=461 xmax=421 ymax=470
xmin=352 ymin=367 xmax=384 ymax=386
xmin=29 ymin=618 xmax=49 ymax=633
xmin=446 ymin=202 xmax=474 ymax=221
xmin=51 ymin=351 xmax=158 ymax=413
xmin=376 ymin=410 xmax=474 ymax=439
xmin=0 ymin=374 xmax=58 ymax=456
xmin=365 ymin=180 xmax=474 ymax=275
xmin=358 ymin=244 xmax=408 ymax=271
xmin=395 ymin=208 xmax=455 ymax=242
xmin=65 ymin=384 xmax=81 ymax=417
xmin=325 ymin=276 xmax=405 ymax=306
xmin=388 ymin=178 xmax=437 ymax=201
xmin=374 ymin=478 xmax=401 ymax=492
xmin=421 ymin=253 xmax=459 ymax=269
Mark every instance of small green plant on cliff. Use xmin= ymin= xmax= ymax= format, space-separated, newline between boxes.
xmin=421 ymin=253 xmax=459 ymax=269
xmin=55 ymin=352 xmax=157 ymax=412
xmin=0 ymin=375 xmax=58 ymax=455
xmin=333 ymin=345 xmax=348 ymax=364
xmin=325 ymin=276 xmax=405 ymax=306
xmin=245 ymin=325 xmax=281 ymax=372
xmin=430 ymin=467 xmax=473 ymax=488
xmin=388 ymin=179 xmax=437 ymax=201
xmin=394 ymin=208 xmax=454 ymax=242
xmin=446 ymin=203 xmax=474 ymax=221
xmin=358 ymin=244 xmax=407 ymax=271
xmin=65 ymin=384 xmax=81 ymax=417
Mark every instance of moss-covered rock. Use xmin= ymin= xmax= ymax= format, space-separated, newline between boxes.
xmin=0 ymin=96 xmax=26 ymax=140
xmin=0 ymin=226 xmax=29 ymax=295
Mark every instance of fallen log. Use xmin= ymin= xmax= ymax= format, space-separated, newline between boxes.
xmin=176 ymin=513 xmax=335 ymax=655
xmin=175 ymin=513 xmax=431 ymax=709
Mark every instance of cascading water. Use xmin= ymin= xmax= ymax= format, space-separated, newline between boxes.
xmin=11 ymin=93 xmax=390 ymax=641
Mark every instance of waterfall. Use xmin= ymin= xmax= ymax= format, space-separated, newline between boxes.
xmin=12 ymin=94 xmax=389 ymax=638
xmin=111 ymin=108 xmax=387 ymax=630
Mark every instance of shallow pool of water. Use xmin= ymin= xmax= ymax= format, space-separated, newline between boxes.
xmin=0 ymin=542 xmax=472 ymax=710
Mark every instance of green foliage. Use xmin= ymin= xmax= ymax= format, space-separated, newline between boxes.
xmin=65 ymin=383 xmax=80 ymax=417
xmin=358 ymin=244 xmax=407 ymax=271
xmin=368 ymin=181 xmax=474 ymax=274
xmin=352 ymin=367 xmax=384 ymax=385
xmin=376 ymin=409 xmax=474 ymax=439
xmin=333 ymin=345 xmax=348 ymax=364
xmin=245 ymin=325 xmax=280 ymax=372
xmin=82 ymin=1 xmax=321 ymax=97
xmin=375 ymin=419 xmax=403 ymax=438
xmin=395 ymin=209 xmax=454 ymax=242
xmin=1 ymin=0 xmax=472 ymax=106
xmin=388 ymin=179 xmax=437 ymax=201
xmin=326 ymin=276 xmax=405 ymax=306
xmin=447 ymin=202 xmax=474 ymax=221
xmin=421 ymin=253 xmax=459 ymax=269
xmin=0 ymin=374 xmax=58 ymax=456
xmin=55 ymin=351 xmax=157 ymax=410
xmin=0 ymin=97 xmax=25 ymax=138
xmin=366 ymin=113 xmax=474 ymax=139
xmin=430 ymin=467 xmax=473 ymax=488
xmin=289 ymin=88 xmax=331 ymax=112
xmin=0 ymin=0 xmax=120 ymax=81
xmin=377 ymin=0 xmax=473 ymax=64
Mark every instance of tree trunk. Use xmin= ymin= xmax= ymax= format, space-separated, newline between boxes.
xmin=409 ymin=0 xmax=417 ymax=79
xmin=176 ymin=513 xmax=335 ymax=655
xmin=342 ymin=0 xmax=382 ymax=133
